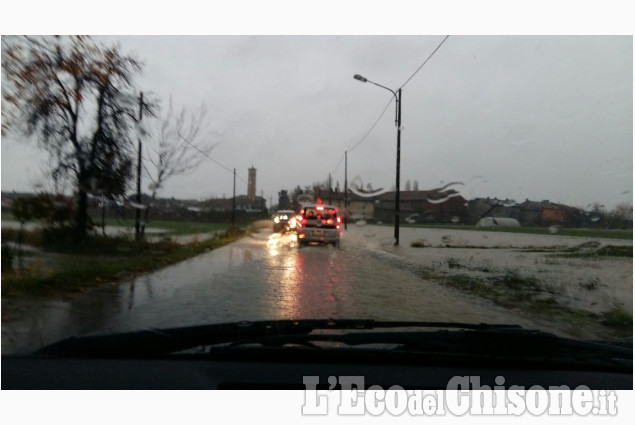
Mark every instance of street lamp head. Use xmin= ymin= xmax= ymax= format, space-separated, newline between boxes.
xmin=353 ymin=74 xmax=368 ymax=83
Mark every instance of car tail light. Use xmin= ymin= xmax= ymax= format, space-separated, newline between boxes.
xmin=298 ymin=234 xmax=305 ymax=239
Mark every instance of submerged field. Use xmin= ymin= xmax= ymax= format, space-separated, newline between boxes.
xmin=343 ymin=224 xmax=633 ymax=340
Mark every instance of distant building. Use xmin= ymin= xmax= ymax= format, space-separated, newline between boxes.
xmin=247 ymin=167 xmax=256 ymax=201
xmin=327 ymin=192 xmax=377 ymax=221
xmin=519 ymin=199 xmax=582 ymax=227
xmin=321 ymin=189 xmax=468 ymax=224
xmin=203 ymin=195 xmax=266 ymax=213
xmin=373 ymin=190 xmax=468 ymax=223
xmin=1 ymin=191 xmax=39 ymax=209
xmin=466 ymin=198 xmax=583 ymax=227
xmin=467 ymin=198 xmax=521 ymax=224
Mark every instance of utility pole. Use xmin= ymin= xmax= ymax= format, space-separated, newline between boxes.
xmin=344 ymin=150 xmax=348 ymax=230
xmin=135 ymin=92 xmax=144 ymax=241
xmin=328 ymin=173 xmax=332 ymax=204
xmin=394 ymin=88 xmax=402 ymax=246
xmin=232 ymin=168 xmax=236 ymax=226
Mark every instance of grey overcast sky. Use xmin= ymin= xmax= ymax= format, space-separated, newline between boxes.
xmin=1 ymin=2 xmax=633 ymax=210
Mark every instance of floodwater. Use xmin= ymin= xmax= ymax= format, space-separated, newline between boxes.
xmin=346 ymin=224 xmax=633 ymax=317
xmin=2 ymin=226 xmax=631 ymax=354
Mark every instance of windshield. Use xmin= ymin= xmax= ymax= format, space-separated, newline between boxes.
xmin=1 ymin=33 xmax=632 ymax=367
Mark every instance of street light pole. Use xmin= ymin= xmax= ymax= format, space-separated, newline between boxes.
xmin=232 ymin=168 xmax=236 ymax=226
xmin=353 ymin=75 xmax=402 ymax=245
xmin=344 ymin=150 xmax=348 ymax=230
xmin=395 ymin=88 xmax=401 ymax=245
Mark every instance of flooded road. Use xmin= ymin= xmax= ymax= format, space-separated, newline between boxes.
xmin=2 ymin=227 xmax=627 ymax=354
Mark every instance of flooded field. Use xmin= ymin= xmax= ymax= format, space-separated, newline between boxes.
xmin=343 ymin=224 xmax=632 ymax=337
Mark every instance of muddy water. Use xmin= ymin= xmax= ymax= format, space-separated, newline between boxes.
xmin=3 ymin=227 xmax=625 ymax=354
xmin=343 ymin=224 xmax=633 ymax=316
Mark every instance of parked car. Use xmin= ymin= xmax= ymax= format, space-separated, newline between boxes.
xmin=405 ymin=213 xmax=421 ymax=224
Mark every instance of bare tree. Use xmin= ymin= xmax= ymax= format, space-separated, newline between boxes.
xmin=142 ymin=98 xmax=217 ymax=230
xmin=290 ymin=185 xmax=304 ymax=211
xmin=2 ymin=36 xmax=153 ymax=238
xmin=606 ymin=202 xmax=633 ymax=229
xmin=278 ymin=190 xmax=290 ymax=210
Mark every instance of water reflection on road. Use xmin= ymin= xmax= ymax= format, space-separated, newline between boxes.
xmin=264 ymin=232 xmax=342 ymax=319
xmin=4 ymin=230 xmax=343 ymax=352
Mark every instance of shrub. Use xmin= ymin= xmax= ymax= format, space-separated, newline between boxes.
xmin=222 ymin=226 xmax=245 ymax=238
xmin=602 ymin=307 xmax=632 ymax=329
xmin=13 ymin=194 xmax=75 ymax=229
xmin=1 ymin=244 xmax=15 ymax=272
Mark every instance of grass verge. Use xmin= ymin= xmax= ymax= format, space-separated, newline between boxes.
xmin=411 ymin=264 xmax=632 ymax=340
xmin=1 ymin=226 xmax=246 ymax=298
xmin=114 ymin=219 xmax=229 ymax=235
xmin=390 ymin=223 xmax=633 ymax=240
xmin=1 ymin=216 xmax=229 ymax=236
xmin=601 ymin=307 xmax=633 ymax=329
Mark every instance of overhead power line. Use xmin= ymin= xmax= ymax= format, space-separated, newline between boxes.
xmin=347 ymin=97 xmax=395 ymax=153
xmin=331 ymin=97 xmax=394 ymax=175
xmin=331 ymin=152 xmax=345 ymax=175
xmin=400 ymin=35 xmax=450 ymax=89
xmin=330 ymin=36 xmax=450 ymax=176
xmin=340 ymin=36 xmax=449 ymax=162
xmin=177 ymin=133 xmax=247 ymax=184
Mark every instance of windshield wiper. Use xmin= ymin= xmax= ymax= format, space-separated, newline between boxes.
xmin=34 ymin=319 xmax=519 ymax=357
xmin=227 ymin=328 xmax=632 ymax=370
xmin=33 ymin=319 xmax=632 ymax=370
